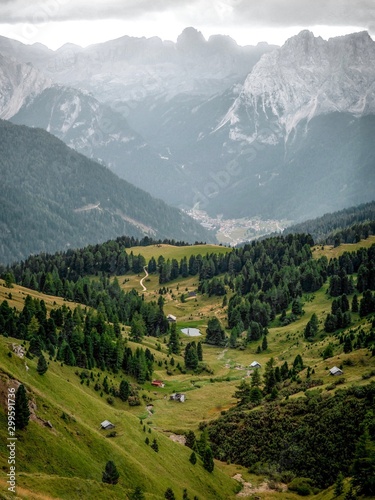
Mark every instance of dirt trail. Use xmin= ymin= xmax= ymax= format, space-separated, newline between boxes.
xmin=140 ymin=266 xmax=148 ymax=291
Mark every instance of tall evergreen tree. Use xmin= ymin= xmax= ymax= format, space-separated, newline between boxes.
xmin=130 ymin=312 xmax=146 ymax=343
xmin=352 ymin=294 xmax=359 ymax=313
xmin=102 ymin=460 xmax=120 ymax=484
xmin=351 ymin=426 xmax=375 ymax=496
xmin=151 ymin=438 xmax=159 ymax=452
xmin=168 ymin=322 xmax=180 ymax=355
xmin=14 ymin=384 xmax=30 ymax=430
xmin=197 ymin=341 xmax=203 ymax=361
xmin=189 ymin=451 xmax=197 ymax=465
xmin=37 ymin=353 xmax=48 ymax=375
xmin=185 ymin=430 xmax=197 ymax=450
xmin=263 ymin=357 xmax=276 ymax=394
xmin=164 ymin=488 xmax=176 ymax=500
xmin=203 ymin=446 xmax=214 ymax=472
xmin=119 ymin=380 xmax=130 ymax=402
xmin=304 ymin=313 xmax=319 ymax=339
xmin=130 ymin=486 xmax=145 ymax=500
xmin=262 ymin=335 xmax=268 ymax=351
xmin=184 ymin=342 xmax=199 ymax=370
xmin=334 ymin=472 xmax=345 ymax=497
xmin=205 ymin=317 xmax=226 ymax=346
xmin=251 ymin=367 xmax=261 ymax=387
xmin=234 ymin=379 xmax=251 ymax=406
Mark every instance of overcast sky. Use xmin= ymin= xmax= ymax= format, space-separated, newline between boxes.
xmin=0 ymin=0 xmax=373 ymax=50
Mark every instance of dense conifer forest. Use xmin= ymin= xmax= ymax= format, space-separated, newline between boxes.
xmin=285 ymin=201 xmax=375 ymax=245
xmin=0 ymin=120 xmax=213 ymax=264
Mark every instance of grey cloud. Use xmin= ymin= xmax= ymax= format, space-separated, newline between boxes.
xmin=0 ymin=0 xmax=201 ymax=23
xmin=230 ymin=0 xmax=375 ymax=28
xmin=0 ymin=0 xmax=373 ymax=31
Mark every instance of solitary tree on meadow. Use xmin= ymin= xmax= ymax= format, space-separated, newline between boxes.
xmin=102 ymin=460 xmax=120 ymax=484
xmin=15 ymin=384 xmax=30 ymax=430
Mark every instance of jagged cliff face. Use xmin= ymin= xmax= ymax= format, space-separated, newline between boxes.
xmin=1 ymin=29 xmax=374 ymax=223
xmin=219 ymin=31 xmax=375 ymax=145
xmin=0 ymin=53 xmax=50 ymax=119
xmin=2 ymin=28 xmax=274 ymax=105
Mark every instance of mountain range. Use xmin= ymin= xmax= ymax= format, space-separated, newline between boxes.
xmin=0 ymin=28 xmax=374 ymax=246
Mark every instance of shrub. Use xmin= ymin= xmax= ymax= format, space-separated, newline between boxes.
xmin=288 ymin=477 xmax=314 ymax=496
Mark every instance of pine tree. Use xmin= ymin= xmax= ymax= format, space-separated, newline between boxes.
xmin=352 ymin=294 xmax=359 ymax=313
xmin=130 ymin=486 xmax=145 ymax=500
xmin=37 ymin=353 xmax=48 ymax=375
xmin=184 ymin=342 xmax=199 ymax=370
xmin=263 ymin=357 xmax=277 ymax=394
xmin=249 ymin=386 xmax=263 ymax=404
xmin=334 ymin=472 xmax=344 ymax=497
xmin=229 ymin=327 xmax=238 ymax=348
xmin=304 ymin=313 xmax=318 ymax=339
xmin=102 ymin=460 xmax=120 ymax=484
xmin=189 ymin=451 xmax=197 ymax=465
xmin=14 ymin=384 xmax=30 ymax=430
xmin=262 ymin=335 xmax=268 ymax=351
xmin=205 ymin=317 xmax=226 ymax=346
xmin=119 ymin=380 xmax=130 ymax=402
xmin=168 ymin=322 xmax=180 ymax=355
xmin=28 ymin=335 xmax=43 ymax=356
xmin=151 ymin=438 xmax=159 ymax=452
xmin=164 ymin=487 xmax=176 ymax=500
xmin=197 ymin=341 xmax=203 ymax=361
xmin=185 ymin=430 xmax=196 ymax=449
xmin=130 ymin=312 xmax=146 ymax=343
xmin=203 ymin=446 xmax=214 ymax=472
xmin=343 ymin=336 xmax=353 ymax=354
xmin=234 ymin=379 xmax=251 ymax=405
xmin=351 ymin=426 xmax=375 ymax=496
xmin=250 ymin=368 xmax=261 ymax=387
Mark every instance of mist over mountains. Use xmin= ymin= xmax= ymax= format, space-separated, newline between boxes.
xmin=0 ymin=27 xmax=374 ymax=240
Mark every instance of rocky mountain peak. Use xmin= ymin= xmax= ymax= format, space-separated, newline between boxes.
xmin=0 ymin=53 xmax=50 ymax=119
xmin=220 ymin=30 xmax=375 ymax=143
xmin=177 ymin=27 xmax=206 ymax=48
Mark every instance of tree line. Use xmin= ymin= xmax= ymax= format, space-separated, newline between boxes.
xmin=0 ymin=295 xmax=154 ymax=384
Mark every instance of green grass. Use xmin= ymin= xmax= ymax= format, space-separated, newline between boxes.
xmin=0 ymin=337 xmax=239 ymax=500
xmin=1 ymin=237 xmax=375 ymax=498
xmin=129 ymin=243 xmax=232 ymax=263
xmin=312 ymin=235 xmax=375 ymax=260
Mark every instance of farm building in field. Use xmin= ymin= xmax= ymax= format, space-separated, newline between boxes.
xmin=170 ymin=393 xmax=186 ymax=402
xmin=250 ymin=361 xmax=261 ymax=369
xmin=152 ymin=380 xmax=165 ymax=388
xmin=329 ymin=366 xmax=343 ymax=376
xmin=100 ymin=420 xmax=115 ymax=430
xmin=167 ymin=314 xmax=177 ymax=322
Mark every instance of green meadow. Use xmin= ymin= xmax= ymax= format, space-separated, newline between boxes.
xmin=0 ymin=239 xmax=374 ymax=499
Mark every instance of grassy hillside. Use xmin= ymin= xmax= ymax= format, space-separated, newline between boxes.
xmin=0 ymin=333 xmax=238 ymax=500
xmin=127 ymin=243 xmax=231 ymax=262
xmin=1 ymin=238 xmax=374 ymax=499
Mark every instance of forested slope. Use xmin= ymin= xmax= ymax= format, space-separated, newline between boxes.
xmin=0 ymin=120 xmax=213 ymax=264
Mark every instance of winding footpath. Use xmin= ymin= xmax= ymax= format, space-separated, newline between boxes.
xmin=140 ymin=266 xmax=149 ymax=291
